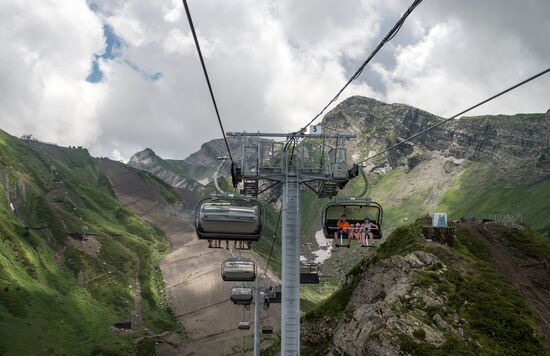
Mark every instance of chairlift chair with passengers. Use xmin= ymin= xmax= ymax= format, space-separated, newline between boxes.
xmin=322 ymin=166 xmax=383 ymax=246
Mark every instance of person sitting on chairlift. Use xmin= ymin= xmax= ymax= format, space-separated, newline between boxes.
xmin=349 ymin=222 xmax=361 ymax=240
xmin=360 ymin=218 xmax=378 ymax=246
xmin=334 ymin=214 xmax=351 ymax=247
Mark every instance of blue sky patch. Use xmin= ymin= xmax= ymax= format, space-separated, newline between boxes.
xmin=86 ymin=24 xmax=123 ymax=83
xmin=124 ymin=60 xmax=163 ymax=81
xmin=86 ymin=23 xmax=162 ymax=83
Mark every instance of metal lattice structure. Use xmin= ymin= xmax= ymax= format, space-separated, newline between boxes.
xmin=227 ymin=131 xmax=356 ymax=356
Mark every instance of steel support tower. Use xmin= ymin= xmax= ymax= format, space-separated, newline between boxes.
xmin=254 ymin=279 xmax=261 ymax=356
xmin=281 ymin=171 xmax=300 ymax=354
xmin=227 ymin=131 xmax=356 ymax=356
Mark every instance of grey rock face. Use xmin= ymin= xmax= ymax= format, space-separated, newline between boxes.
xmin=128 ymin=148 xmax=203 ymax=191
xmin=302 ymin=251 xmax=456 ymax=355
xmin=322 ymin=96 xmax=550 ymax=183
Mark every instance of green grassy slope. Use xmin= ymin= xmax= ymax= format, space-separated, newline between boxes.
xmin=344 ymin=160 xmax=550 ymax=234
xmin=0 ymin=132 xmax=180 ymax=355
xmin=437 ymin=161 xmax=550 ymax=233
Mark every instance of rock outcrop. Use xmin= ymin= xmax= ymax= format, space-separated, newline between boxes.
xmin=128 ymin=148 xmax=204 ymax=191
xmin=301 ymin=222 xmax=550 ymax=355
xmin=303 ymin=251 xmax=450 ymax=355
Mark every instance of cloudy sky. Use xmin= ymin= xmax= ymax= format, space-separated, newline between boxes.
xmin=1 ymin=0 xmax=549 ymax=161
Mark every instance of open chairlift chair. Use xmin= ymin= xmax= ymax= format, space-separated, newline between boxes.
xmin=264 ymin=285 xmax=282 ymax=304
xmin=300 ymin=261 xmax=320 ymax=284
xmin=262 ymin=325 xmax=274 ymax=334
xmin=322 ymin=167 xmax=383 ymax=247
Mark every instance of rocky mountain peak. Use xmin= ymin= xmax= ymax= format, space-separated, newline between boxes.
xmin=128 ymin=148 xmax=203 ymax=191
xmin=128 ymin=148 xmax=158 ymax=165
xmin=322 ymin=96 xmax=550 ymax=182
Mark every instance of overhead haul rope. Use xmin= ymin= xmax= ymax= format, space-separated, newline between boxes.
xmin=182 ymin=0 xmax=234 ymax=163
xmin=357 ymin=67 xmax=550 ymax=165
xmin=284 ymin=0 xmax=423 ymax=150
xmin=261 ymin=207 xmax=282 ymax=279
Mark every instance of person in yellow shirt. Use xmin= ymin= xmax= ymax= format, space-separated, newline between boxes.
xmin=334 ymin=214 xmax=351 ymax=247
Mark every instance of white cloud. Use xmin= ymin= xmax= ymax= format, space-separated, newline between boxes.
xmin=0 ymin=0 xmax=105 ymax=147
xmin=373 ymin=0 xmax=550 ymax=117
xmin=0 ymin=0 xmax=548 ymax=161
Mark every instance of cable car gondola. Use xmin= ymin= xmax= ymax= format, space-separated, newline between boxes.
xmin=195 ymin=194 xmax=264 ymax=241
xmin=300 ymin=261 xmax=320 ymax=284
xmin=238 ymin=321 xmax=250 ymax=330
xmin=231 ymin=287 xmax=254 ymax=305
xmin=221 ymin=257 xmax=257 ymax=282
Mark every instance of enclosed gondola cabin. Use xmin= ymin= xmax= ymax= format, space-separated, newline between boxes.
xmin=300 ymin=261 xmax=320 ymax=284
xmin=238 ymin=321 xmax=250 ymax=330
xmin=221 ymin=257 xmax=257 ymax=282
xmin=231 ymin=287 xmax=254 ymax=305
xmin=322 ymin=201 xmax=383 ymax=240
xmin=195 ymin=196 xmax=264 ymax=241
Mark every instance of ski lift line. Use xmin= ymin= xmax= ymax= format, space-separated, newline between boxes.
xmin=357 ymin=66 xmax=550 ymax=165
xmin=284 ymin=0 xmax=424 ymax=150
xmin=261 ymin=207 xmax=283 ymax=279
xmin=182 ymin=0 xmax=234 ymax=163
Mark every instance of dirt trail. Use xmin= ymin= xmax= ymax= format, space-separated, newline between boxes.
xmin=98 ymin=158 xmax=280 ymax=355
xmin=461 ymin=223 xmax=550 ymax=343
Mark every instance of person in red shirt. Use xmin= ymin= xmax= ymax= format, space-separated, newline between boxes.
xmin=334 ymin=214 xmax=351 ymax=247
